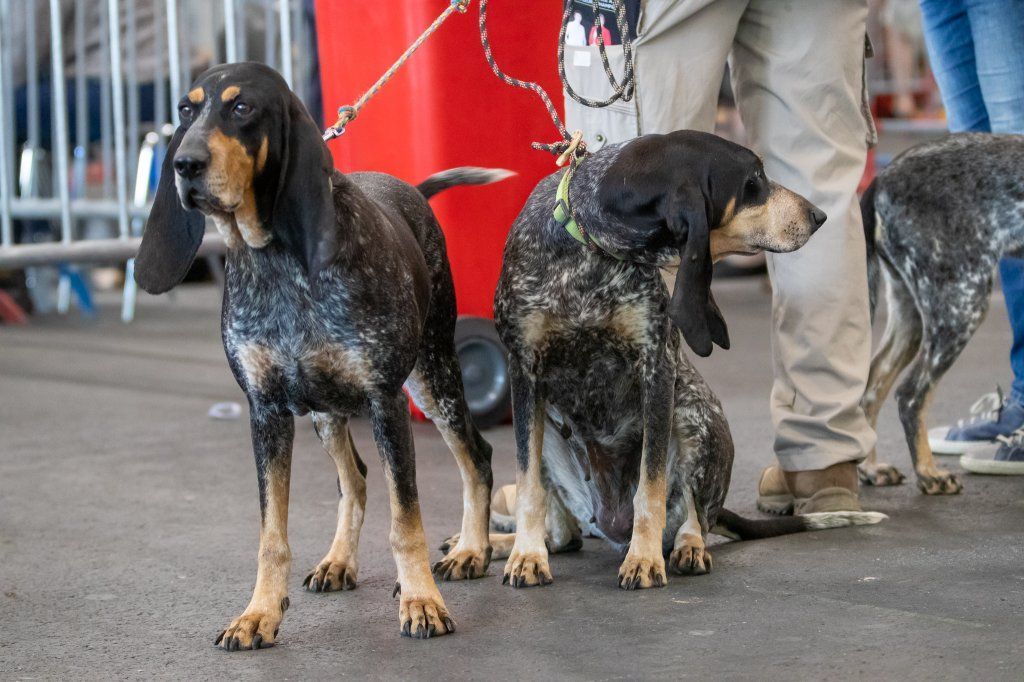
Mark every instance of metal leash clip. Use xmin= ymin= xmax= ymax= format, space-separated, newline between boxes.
xmin=322 ymin=105 xmax=358 ymax=142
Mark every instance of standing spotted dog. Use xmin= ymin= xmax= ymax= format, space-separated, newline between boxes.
xmin=441 ymin=131 xmax=885 ymax=589
xmin=135 ymin=63 xmax=508 ymax=647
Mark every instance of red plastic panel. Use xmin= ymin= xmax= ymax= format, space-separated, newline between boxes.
xmin=315 ymin=1 xmax=565 ymax=317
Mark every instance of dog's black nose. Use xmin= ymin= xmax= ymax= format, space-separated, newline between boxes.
xmin=173 ymin=154 xmax=208 ymax=179
xmin=810 ymin=207 xmax=827 ymax=229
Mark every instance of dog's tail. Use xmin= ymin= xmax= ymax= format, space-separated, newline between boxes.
xmin=712 ymin=508 xmax=887 ymax=541
xmin=416 ymin=167 xmax=516 ymax=200
xmin=861 ymin=178 xmax=881 ymax=318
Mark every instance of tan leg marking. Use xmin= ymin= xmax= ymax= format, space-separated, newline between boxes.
xmin=504 ymin=397 xmax=552 ymax=588
xmin=403 ymin=370 xmax=491 ymax=581
xmin=859 ymin=270 xmax=916 ymax=486
xmin=216 ymin=456 xmax=291 ymax=650
xmin=236 ymin=343 xmax=281 ymax=393
xmin=618 ymin=472 xmax=668 ymax=589
xmin=442 ymin=532 xmax=515 ymax=560
xmin=669 ymin=488 xmax=712 ymax=576
xmin=912 ymin=391 xmax=962 ymax=495
xmin=385 ymin=476 xmax=453 ymax=638
xmin=305 ymin=414 xmax=366 ymax=592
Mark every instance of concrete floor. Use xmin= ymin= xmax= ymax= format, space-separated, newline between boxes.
xmin=1 ymin=279 xmax=1022 ymax=681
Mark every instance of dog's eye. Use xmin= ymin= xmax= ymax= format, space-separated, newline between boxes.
xmin=233 ymin=102 xmax=253 ymax=117
xmin=178 ymin=103 xmax=194 ymax=123
xmin=745 ymin=175 xmax=761 ymax=196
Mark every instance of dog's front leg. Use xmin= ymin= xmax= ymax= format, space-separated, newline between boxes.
xmin=618 ymin=361 xmax=672 ymax=590
xmin=370 ymin=392 xmax=454 ymax=639
xmin=216 ymin=408 xmax=294 ymax=650
xmin=503 ymin=361 xmax=552 ymax=588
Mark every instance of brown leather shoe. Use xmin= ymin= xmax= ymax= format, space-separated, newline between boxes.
xmin=757 ymin=462 xmax=862 ymax=515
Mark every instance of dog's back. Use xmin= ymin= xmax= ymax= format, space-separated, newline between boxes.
xmin=859 ymin=132 xmax=1024 ymax=493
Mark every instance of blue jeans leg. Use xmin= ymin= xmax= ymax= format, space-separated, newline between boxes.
xmin=965 ymin=0 xmax=1024 ymax=135
xmin=967 ymin=0 xmax=1024 ymax=403
xmin=919 ymin=0 xmax=989 ymax=131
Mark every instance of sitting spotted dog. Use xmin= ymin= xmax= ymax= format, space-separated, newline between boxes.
xmin=135 ymin=63 xmax=508 ymax=647
xmin=441 ymin=131 xmax=886 ymax=589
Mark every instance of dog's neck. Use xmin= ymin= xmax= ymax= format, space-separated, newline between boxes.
xmin=568 ymin=144 xmax=680 ymax=268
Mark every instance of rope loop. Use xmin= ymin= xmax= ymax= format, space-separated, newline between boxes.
xmin=479 ymin=0 xmax=635 ymax=162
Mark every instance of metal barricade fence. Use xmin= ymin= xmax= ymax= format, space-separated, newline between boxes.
xmin=0 ymin=0 xmax=313 ymax=320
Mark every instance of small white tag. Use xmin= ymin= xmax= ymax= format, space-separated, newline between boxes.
xmin=573 ymin=50 xmax=592 ymax=67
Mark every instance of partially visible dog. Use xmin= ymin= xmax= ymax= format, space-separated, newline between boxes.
xmin=440 ymin=131 xmax=886 ymax=590
xmin=859 ymin=132 xmax=1024 ymax=494
xmin=135 ymin=63 xmax=508 ymax=647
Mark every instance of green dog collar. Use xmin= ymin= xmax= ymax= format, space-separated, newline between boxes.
xmin=552 ymin=169 xmax=623 ymax=260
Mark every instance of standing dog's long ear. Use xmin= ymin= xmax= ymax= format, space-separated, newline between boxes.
xmin=664 ymin=189 xmax=730 ymax=357
xmin=272 ymin=91 xmax=336 ymax=277
xmin=134 ymin=128 xmax=205 ymax=294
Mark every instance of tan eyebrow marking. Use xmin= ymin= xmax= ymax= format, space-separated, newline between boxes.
xmin=221 ymin=85 xmax=241 ymax=102
xmin=187 ymin=87 xmax=205 ymax=104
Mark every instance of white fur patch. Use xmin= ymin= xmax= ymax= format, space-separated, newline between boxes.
xmin=801 ymin=511 xmax=888 ymax=529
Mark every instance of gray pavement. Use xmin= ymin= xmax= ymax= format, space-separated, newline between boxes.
xmin=1 ymin=279 xmax=1022 ymax=681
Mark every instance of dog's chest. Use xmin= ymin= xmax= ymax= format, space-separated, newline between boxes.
xmin=223 ymin=267 xmax=380 ymax=413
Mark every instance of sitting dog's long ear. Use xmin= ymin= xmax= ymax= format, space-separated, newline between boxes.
xmin=134 ymin=128 xmax=206 ymax=294
xmin=664 ymin=190 xmax=730 ymax=357
xmin=273 ymin=91 xmax=336 ymax=277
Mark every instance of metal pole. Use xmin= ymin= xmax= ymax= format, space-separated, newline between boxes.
xmin=279 ymin=0 xmax=292 ymax=87
xmin=263 ymin=0 xmax=275 ymax=69
xmin=153 ymin=0 xmax=167 ymax=128
xmin=108 ymin=0 xmax=130 ymax=240
xmin=236 ymin=0 xmax=248 ymax=60
xmin=0 ymin=0 xmax=12 ymax=246
xmin=291 ymin=0 xmax=303 ymax=102
xmin=49 ymin=0 xmax=73 ymax=245
xmin=99 ymin=1 xmax=113 ymax=198
xmin=167 ymin=0 xmax=182 ymax=125
xmin=224 ymin=0 xmax=238 ymax=63
xmin=122 ymin=131 xmax=159 ymax=322
xmin=73 ymin=0 xmax=88 ymax=198
xmin=126 ymin=0 xmax=140 ymax=186
xmin=26 ymin=3 xmax=39 ymax=150
xmin=0 ymin=232 xmax=226 ymax=268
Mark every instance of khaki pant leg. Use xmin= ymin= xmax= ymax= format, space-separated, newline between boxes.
xmin=730 ymin=0 xmax=876 ymax=471
xmin=563 ymin=0 xmax=746 ymax=146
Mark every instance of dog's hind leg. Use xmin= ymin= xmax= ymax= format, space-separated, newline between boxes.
xmin=407 ymin=269 xmax=494 ymax=581
xmin=407 ymin=362 xmax=493 ymax=581
xmin=503 ymin=361 xmax=553 ymax=588
xmin=896 ymin=331 xmax=983 ymax=495
xmin=370 ymin=392 xmax=454 ymax=639
xmin=440 ymin=494 xmax=581 ymax=561
xmin=669 ymin=486 xmax=712 ymax=576
xmin=304 ymin=413 xmax=367 ymax=592
xmin=216 ymin=410 xmax=294 ymax=651
xmin=860 ymin=260 xmax=920 ymax=487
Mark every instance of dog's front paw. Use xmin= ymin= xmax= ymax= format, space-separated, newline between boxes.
xmin=303 ymin=557 xmax=357 ymax=592
xmin=859 ymin=462 xmax=906 ymax=487
xmin=916 ymin=468 xmax=963 ymax=495
xmin=618 ymin=552 xmax=667 ymax=590
xmin=502 ymin=547 xmax=552 ymax=588
xmin=397 ymin=590 xmax=455 ymax=639
xmin=215 ymin=601 xmax=287 ymax=651
xmin=669 ymin=534 xmax=712 ymax=576
xmin=433 ymin=540 xmax=491 ymax=581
